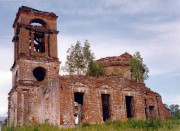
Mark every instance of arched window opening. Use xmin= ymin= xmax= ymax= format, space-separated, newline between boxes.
xmin=29 ymin=19 xmax=46 ymax=53
xmin=33 ymin=67 xmax=46 ymax=82
xmin=30 ymin=19 xmax=46 ymax=27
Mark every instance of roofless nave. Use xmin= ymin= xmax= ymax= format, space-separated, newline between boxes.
xmin=8 ymin=6 xmax=169 ymax=126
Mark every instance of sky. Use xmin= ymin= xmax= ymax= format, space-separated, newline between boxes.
xmin=0 ymin=0 xmax=180 ymax=117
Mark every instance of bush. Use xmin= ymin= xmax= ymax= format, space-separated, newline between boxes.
xmin=86 ymin=61 xmax=105 ymax=77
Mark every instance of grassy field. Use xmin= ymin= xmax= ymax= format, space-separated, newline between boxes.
xmin=2 ymin=119 xmax=180 ymax=131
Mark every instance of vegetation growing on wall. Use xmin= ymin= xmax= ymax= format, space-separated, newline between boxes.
xmin=63 ymin=40 xmax=104 ymax=76
xmin=63 ymin=40 xmax=95 ymax=75
xmin=130 ymin=52 xmax=149 ymax=83
xmin=86 ymin=61 xmax=105 ymax=77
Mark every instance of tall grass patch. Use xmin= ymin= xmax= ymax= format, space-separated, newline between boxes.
xmin=2 ymin=119 xmax=180 ymax=131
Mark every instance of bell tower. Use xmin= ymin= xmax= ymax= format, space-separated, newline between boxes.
xmin=8 ymin=6 xmax=59 ymax=126
xmin=11 ymin=6 xmax=59 ymax=87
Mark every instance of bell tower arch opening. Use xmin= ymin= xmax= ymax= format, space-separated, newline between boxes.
xmin=29 ymin=19 xmax=46 ymax=53
xmin=33 ymin=32 xmax=45 ymax=53
xmin=30 ymin=19 xmax=47 ymax=26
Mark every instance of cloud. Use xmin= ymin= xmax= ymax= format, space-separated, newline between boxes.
xmin=103 ymin=0 xmax=180 ymax=16
xmin=0 ymin=46 xmax=13 ymax=72
xmin=0 ymin=106 xmax=8 ymax=117
xmin=138 ymin=21 xmax=180 ymax=38
xmin=0 ymin=71 xmax=11 ymax=117
xmin=162 ymin=94 xmax=180 ymax=106
xmin=102 ymin=0 xmax=154 ymax=14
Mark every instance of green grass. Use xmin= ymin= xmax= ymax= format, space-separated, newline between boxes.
xmin=2 ymin=119 xmax=180 ymax=131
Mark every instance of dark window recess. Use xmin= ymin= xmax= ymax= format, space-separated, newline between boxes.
xmin=125 ymin=96 xmax=134 ymax=118
xmin=33 ymin=67 xmax=46 ymax=81
xmin=34 ymin=32 xmax=45 ymax=53
xmin=145 ymin=108 xmax=148 ymax=119
xmin=48 ymin=35 xmax=50 ymax=57
xmin=149 ymin=106 xmax=155 ymax=119
xmin=15 ymin=71 xmax=18 ymax=82
xmin=74 ymin=92 xmax=84 ymax=124
xmin=74 ymin=92 xmax=84 ymax=105
xmin=29 ymin=19 xmax=46 ymax=53
xmin=101 ymin=94 xmax=111 ymax=121
xmin=145 ymin=99 xmax=148 ymax=119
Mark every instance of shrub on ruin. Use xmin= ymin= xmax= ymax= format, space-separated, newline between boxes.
xmin=130 ymin=52 xmax=149 ymax=83
xmin=86 ymin=61 xmax=105 ymax=77
xmin=63 ymin=40 xmax=95 ymax=75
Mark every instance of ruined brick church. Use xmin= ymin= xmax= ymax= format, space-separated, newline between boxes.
xmin=8 ymin=6 xmax=169 ymax=126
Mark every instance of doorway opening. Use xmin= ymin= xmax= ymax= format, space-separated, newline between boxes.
xmin=101 ymin=94 xmax=111 ymax=121
xmin=149 ymin=106 xmax=155 ymax=119
xmin=74 ymin=92 xmax=84 ymax=125
xmin=125 ymin=96 xmax=134 ymax=118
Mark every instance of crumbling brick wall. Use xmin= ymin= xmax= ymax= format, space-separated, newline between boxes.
xmin=56 ymin=76 xmax=168 ymax=126
xmin=38 ymin=77 xmax=60 ymax=125
xmin=97 ymin=52 xmax=132 ymax=79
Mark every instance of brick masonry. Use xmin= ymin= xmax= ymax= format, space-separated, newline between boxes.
xmin=8 ymin=6 xmax=169 ymax=126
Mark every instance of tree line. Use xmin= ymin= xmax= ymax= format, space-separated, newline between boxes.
xmin=165 ymin=104 xmax=180 ymax=119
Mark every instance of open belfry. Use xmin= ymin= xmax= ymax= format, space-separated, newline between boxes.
xmin=8 ymin=6 xmax=169 ymax=126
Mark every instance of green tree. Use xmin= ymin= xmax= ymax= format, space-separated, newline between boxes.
xmin=86 ymin=61 xmax=105 ymax=77
xmin=83 ymin=40 xmax=95 ymax=72
xmin=130 ymin=52 xmax=149 ymax=83
xmin=63 ymin=40 xmax=94 ymax=75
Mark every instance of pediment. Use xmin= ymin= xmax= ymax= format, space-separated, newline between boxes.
xmin=98 ymin=85 xmax=114 ymax=90
xmin=70 ymin=82 xmax=88 ymax=88
xmin=70 ymin=82 xmax=89 ymax=92
xmin=149 ymin=98 xmax=155 ymax=106
xmin=121 ymin=87 xmax=137 ymax=92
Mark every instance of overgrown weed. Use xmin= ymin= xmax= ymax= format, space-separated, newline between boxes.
xmin=2 ymin=119 xmax=180 ymax=131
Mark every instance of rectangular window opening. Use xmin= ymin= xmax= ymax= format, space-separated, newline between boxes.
xmin=145 ymin=99 xmax=148 ymax=119
xmin=101 ymin=94 xmax=111 ymax=122
xmin=149 ymin=106 xmax=155 ymax=119
xmin=125 ymin=96 xmax=134 ymax=118
xmin=74 ymin=92 xmax=84 ymax=125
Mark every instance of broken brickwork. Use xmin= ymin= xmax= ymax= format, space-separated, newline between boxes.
xmin=56 ymin=76 xmax=169 ymax=125
xmin=97 ymin=52 xmax=132 ymax=79
xmin=8 ymin=6 xmax=169 ymax=127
